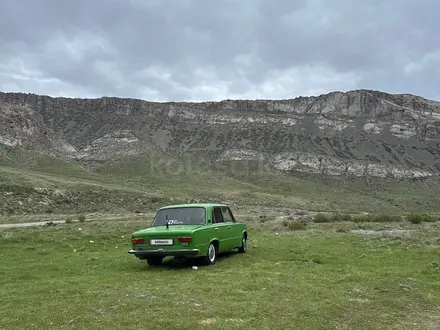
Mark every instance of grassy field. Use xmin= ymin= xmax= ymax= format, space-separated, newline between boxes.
xmin=1 ymin=218 xmax=440 ymax=329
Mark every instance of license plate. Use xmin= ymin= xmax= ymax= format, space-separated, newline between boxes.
xmin=150 ymin=239 xmax=173 ymax=246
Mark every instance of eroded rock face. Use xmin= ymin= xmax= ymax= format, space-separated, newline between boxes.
xmin=0 ymin=103 xmax=53 ymax=150
xmin=271 ymin=151 xmax=433 ymax=178
xmin=76 ymin=130 xmax=150 ymax=161
xmin=0 ymin=89 xmax=439 ymax=179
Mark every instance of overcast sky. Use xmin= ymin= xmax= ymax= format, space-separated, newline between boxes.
xmin=0 ymin=0 xmax=438 ymax=102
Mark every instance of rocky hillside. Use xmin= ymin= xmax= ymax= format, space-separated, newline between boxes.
xmin=1 ymin=89 xmax=439 ymax=179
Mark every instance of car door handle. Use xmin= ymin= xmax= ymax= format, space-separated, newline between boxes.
xmin=215 ymin=228 xmax=219 ymax=231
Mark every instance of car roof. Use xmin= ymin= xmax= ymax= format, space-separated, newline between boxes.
xmin=158 ymin=203 xmax=228 ymax=210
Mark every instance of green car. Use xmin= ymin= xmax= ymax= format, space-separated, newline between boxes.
xmin=128 ymin=203 xmax=248 ymax=266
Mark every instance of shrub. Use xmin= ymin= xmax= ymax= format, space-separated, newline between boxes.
xmin=407 ymin=213 xmax=436 ymax=224
xmin=352 ymin=214 xmax=373 ymax=223
xmin=313 ymin=213 xmax=330 ymax=223
xmin=284 ymin=219 xmax=307 ymax=231
xmin=150 ymin=196 xmax=159 ymax=203
xmin=78 ymin=214 xmax=86 ymax=223
xmin=313 ymin=213 xmax=352 ymax=223
xmin=422 ymin=215 xmax=438 ymax=222
xmin=351 ymin=214 xmax=401 ymax=223
xmin=371 ymin=214 xmax=401 ymax=222
xmin=313 ymin=213 xmax=405 ymax=223
xmin=331 ymin=213 xmax=352 ymax=222
xmin=290 ymin=220 xmax=307 ymax=231
xmin=259 ymin=215 xmax=269 ymax=222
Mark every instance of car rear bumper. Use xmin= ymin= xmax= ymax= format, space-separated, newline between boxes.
xmin=128 ymin=249 xmax=200 ymax=256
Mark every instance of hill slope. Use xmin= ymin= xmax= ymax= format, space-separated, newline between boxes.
xmin=1 ymin=89 xmax=440 ymax=216
xmin=1 ymin=89 xmax=440 ymax=178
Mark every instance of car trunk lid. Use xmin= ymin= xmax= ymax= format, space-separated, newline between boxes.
xmin=135 ymin=225 xmax=201 ymax=237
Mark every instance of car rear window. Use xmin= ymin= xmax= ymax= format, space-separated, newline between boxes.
xmin=152 ymin=207 xmax=206 ymax=226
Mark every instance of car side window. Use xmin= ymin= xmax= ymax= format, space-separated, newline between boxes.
xmin=221 ymin=207 xmax=234 ymax=222
xmin=213 ymin=207 xmax=224 ymax=223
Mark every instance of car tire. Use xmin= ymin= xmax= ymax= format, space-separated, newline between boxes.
xmin=238 ymin=235 xmax=247 ymax=253
xmin=202 ymin=242 xmax=217 ymax=265
xmin=146 ymin=256 xmax=163 ymax=266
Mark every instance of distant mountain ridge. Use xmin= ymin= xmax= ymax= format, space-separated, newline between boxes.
xmin=1 ymin=89 xmax=439 ymax=179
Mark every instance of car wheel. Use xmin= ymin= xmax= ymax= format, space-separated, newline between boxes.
xmin=238 ymin=235 xmax=247 ymax=253
xmin=202 ymin=242 xmax=217 ymax=265
xmin=146 ymin=256 xmax=163 ymax=266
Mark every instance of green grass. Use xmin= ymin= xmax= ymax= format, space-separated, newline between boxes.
xmin=1 ymin=220 xmax=440 ymax=329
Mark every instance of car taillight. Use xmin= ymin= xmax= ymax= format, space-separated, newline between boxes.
xmin=178 ymin=237 xmax=192 ymax=243
xmin=131 ymin=238 xmax=145 ymax=244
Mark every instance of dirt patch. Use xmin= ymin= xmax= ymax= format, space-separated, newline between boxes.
xmin=350 ymin=229 xmax=411 ymax=237
xmin=199 ymin=318 xmax=217 ymax=325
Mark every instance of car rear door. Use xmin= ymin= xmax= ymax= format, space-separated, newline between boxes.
xmin=221 ymin=206 xmax=241 ymax=250
xmin=212 ymin=206 xmax=228 ymax=252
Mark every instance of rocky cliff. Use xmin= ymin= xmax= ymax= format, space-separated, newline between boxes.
xmin=1 ymin=89 xmax=439 ymax=179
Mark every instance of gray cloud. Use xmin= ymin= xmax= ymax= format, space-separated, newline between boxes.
xmin=0 ymin=0 xmax=438 ymax=101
